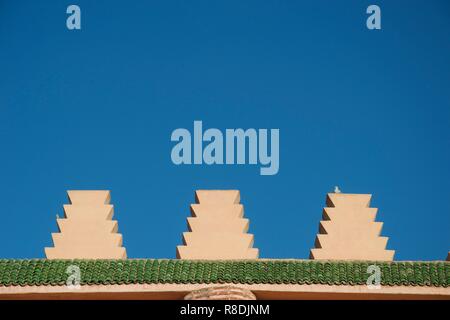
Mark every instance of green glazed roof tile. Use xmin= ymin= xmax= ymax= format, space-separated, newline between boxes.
xmin=0 ymin=259 xmax=448 ymax=288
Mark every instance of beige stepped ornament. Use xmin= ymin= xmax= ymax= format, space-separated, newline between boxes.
xmin=310 ymin=192 xmax=395 ymax=261
xmin=45 ymin=190 xmax=127 ymax=259
xmin=177 ymin=190 xmax=259 ymax=260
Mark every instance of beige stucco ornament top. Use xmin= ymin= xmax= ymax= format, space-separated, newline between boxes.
xmin=177 ymin=190 xmax=259 ymax=260
xmin=310 ymin=192 xmax=395 ymax=261
xmin=45 ymin=190 xmax=127 ymax=259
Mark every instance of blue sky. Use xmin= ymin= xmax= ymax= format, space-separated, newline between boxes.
xmin=0 ymin=0 xmax=449 ymax=260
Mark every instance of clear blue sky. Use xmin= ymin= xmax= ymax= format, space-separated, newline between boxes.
xmin=0 ymin=1 xmax=449 ymax=260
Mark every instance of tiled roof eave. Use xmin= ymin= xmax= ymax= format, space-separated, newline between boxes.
xmin=0 ymin=259 xmax=448 ymax=288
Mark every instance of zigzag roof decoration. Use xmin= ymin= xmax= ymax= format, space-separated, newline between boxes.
xmin=310 ymin=193 xmax=395 ymax=261
xmin=0 ymin=189 xmax=448 ymax=299
xmin=177 ymin=190 xmax=259 ymax=260
xmin=45 ymin=191 xmax=127 ymax=260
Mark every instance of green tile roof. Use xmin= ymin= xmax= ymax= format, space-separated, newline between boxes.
xmin=0 ymin=259 xmax=448 ymax=287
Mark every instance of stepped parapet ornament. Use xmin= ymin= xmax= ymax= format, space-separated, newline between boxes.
xmin=45 ymin=190 xmax=127 ymax=259
xmin=177 ymin=190 xmax=259 ymax=260
xmin=310 ymin=192 xmax=395 ymax=261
